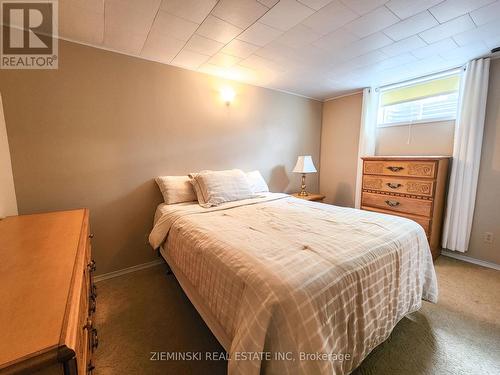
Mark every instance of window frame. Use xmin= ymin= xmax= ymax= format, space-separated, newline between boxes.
xmin=376 ymin=69 xmax=462 ymax=128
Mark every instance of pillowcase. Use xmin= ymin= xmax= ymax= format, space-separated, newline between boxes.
xmin=246 ymin=170 xmax=269 ymax=193
xmin=155 ymin=176 xmax=196 ymax=204
xmin=190 ymin=169 xmax=255 ymax=207
xmin=188 ymin=172 xmax=207 ymax=206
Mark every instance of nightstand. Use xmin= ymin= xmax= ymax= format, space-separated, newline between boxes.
xmin=291 ymin=193 xmax=325 ymax=202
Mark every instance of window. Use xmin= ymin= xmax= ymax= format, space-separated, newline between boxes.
xmin=377 ymin=71 xmax=461 ymax=127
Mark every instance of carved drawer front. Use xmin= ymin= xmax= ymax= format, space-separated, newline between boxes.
xmin=362 ymin=206 xmax=431 ymax=236
xmin=362 ymin=192 xmax=432 ymax=217
xmin=364 ymin=160 xmax=437 ymax=178
xmin=362 ymin=176 xmax=435 ymax=197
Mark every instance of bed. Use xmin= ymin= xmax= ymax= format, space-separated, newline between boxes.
xmin=149 ymin=192 xmax=438 ymax=375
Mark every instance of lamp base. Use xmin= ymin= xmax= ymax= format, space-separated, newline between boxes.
xmin=299 ymin=174 xmax=309 ymax=196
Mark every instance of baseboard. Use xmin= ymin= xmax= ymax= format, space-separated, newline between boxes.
xmin=94 ymin=258 xmax=164 ymax=283
xmin=441 ymin=250 xmax=500 ymax=271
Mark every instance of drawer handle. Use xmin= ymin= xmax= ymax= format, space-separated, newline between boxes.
xmin=387 ymin=166 xmax=404 ymax=172
xmin=89 ymin=233 xmax=94 ymax=239
xmin=386 ymin=183 xmax=402 ymax=189
xmin=91 ymin=328 xmax=99 ymax=350
xmin=84 ymin=318 xmax=93 ymax=331
xmin=385 ymin=200 xmax=400 ymax=207
xmin=91 ymin=284 xmax=97 ymax=299
xmin=87 ymin=259 xmax=96 ymax=272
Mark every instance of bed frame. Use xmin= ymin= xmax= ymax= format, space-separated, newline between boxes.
xmin=159 ymin=246 xmax=231 ymax=351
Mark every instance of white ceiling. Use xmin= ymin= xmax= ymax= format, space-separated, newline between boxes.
xmin=60 ymin=0 xmax=500 ymax=100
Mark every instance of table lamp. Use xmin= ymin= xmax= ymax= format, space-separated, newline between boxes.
xmin=293 ymin=155 xmax=317 ymax=196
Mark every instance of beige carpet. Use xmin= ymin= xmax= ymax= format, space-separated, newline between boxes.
xmin=94 ymin=257 xmax=500 ymax=375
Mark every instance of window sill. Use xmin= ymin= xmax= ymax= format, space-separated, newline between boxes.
xmin=377 ymin=117 xmax=456 ymax=128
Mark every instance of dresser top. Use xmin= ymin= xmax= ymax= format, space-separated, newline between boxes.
xmin=0 ymin=209 xmax=87 ymax=367
xmin=362 ymin=156 xmax=451 ymax=160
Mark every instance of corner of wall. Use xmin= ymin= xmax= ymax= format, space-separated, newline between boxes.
xmin=0 ymin=93 xmax=18 ymax=218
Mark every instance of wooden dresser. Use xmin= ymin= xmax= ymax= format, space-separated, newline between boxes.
xmin=0 ymin=209 xmax=97 ymax=374
xmin=361 ymin=156 xmax=450 ymax=259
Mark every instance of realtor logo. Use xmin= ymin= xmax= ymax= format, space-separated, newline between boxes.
xmin=1 ymin=1 xmax=58 ymax=69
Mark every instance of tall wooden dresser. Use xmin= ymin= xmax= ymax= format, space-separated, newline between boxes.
xmin=0 ymin=209 xmax=97 ymax=374
xmin=361 ymin=156 xmax=450 ymax=259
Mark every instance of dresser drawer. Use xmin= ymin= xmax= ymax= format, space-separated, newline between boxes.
xmin=362 ymin=175 xmax=435 ymax=197
xmin=362 ymin=192 xmax=432 ymax=217
xmin=363 ymin=160 xmax=437 ymax=178
xmin=362 ymin=206 xmax=431 ymax=236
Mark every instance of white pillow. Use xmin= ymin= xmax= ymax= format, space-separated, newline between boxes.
xmin=155 ymin=176 xmax=196 ymax=204
xmin=246 ymin=170 xmax=269 ymax=193
xmin=190 ymin=169 xmax=255 ymax=207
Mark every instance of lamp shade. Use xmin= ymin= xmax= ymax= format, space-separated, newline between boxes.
xmin=293 ymin=155 xmax=317 ymax=174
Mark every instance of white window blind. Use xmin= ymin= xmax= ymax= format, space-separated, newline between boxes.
xmin=377 ymin=71 xmax=461 ymax=127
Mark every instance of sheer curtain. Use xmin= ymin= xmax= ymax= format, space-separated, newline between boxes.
xmin=354 ymin=87 xmax=379 ymax=209
xmin=442 ymin=58 xmax=490 ymax=252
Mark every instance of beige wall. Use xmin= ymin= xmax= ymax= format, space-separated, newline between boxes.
xmin=319 ymin=59 xmax=500 ymax=265
xmin=467 ymin=58 xmax=500 ymax=265
xmin=319 ymin=93 xmax=362 ymax=207
xmin=0 ymin=93 xmax=18 ymax=218
xmin=0 ymin=40 xmax=322 ymax=275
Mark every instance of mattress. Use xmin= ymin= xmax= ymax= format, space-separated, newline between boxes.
xmin=149 ymin=193 xmax=438 ymax=375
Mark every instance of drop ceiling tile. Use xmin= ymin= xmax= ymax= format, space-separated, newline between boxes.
xmin=341 ymin=32 xmax=393 ymax=60
xmin=141 ymin=33 xmax=185 ymax=63
xmin=381 ymin=35 xmax=427 ymax=57
xmin=429 ymin=0 xmax=495 ymax=23
xmin=208 ymin=52 xmax=241 ymax=67
xmin=259 ymin=0 xmax=315 ymax=31
xmin=104 ymin=28 xmax=148 ymax=54
xmin=343 ymin=6 xmax=400 ymax=38
xmin=383 ymin=11 xmax=438 ymax=41
xmin=150 ymin=11 xmax=199 ymax=41
xmin=222 ymin=39 xmax=261 ymax=58
xmin=257 ymin=0 xmax=279 ymax=7
xmin=289 ymin=44 xmax=334 ymax=64
xmin=60 ymin=1 xmax=104 ymax=45
xmin=372 ymin=52 xmax=417 ymax=71
xmin=439 ymin=41 xmax=489 ymax=61
xmin=196 ymin=15 xmax=243 ymax=44
xmin=339 ymin=0 xmax=388 ymax=15
xmin=313 ymin=28 xmax=359 ymax=50
xmin=485 ymin=34 xmax=500 ymax=49
xmin=212 ymin=0 xmax=269 ymax=29
xmin=302 ymin=0 xmax=358 ymax=35
xmin=237 ymin=22 xmax=283 ymax=46
xmin=172 ymin=49 xmax=210 ymax=69
xmin=160 ymin=0 xmax=217 ymax=24
xmin=419 ymin=15 xmax=476 ymax=44
xmin=452 ymin=19 xmax=500 ymax=46
xmin=276 ymin=24 xmax=321 ymax=48
xmin=185 ymin=34 xmax=224 ymax=55
xmin=296 ymin=0 xmax=334 ymax=11
xmin=105 ymin=0 xmax=160 ymax=34
xmin=470 ymin=1 xmax=500 ymax=26
xmin=240 ymin=54 xmax=284 ymax=72
xmin=412 ymin=38 xmax=458 ymax=58
xmin=386 ymin=0 xmax=444 ymax=19
xmin=344 ymin=50 xmax=388 ymax=69
xmin=253 ymin=42 xmax=302 ymax=69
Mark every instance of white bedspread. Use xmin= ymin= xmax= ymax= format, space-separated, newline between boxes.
xmin=149 ymin=193 xmax=438 ymax=375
